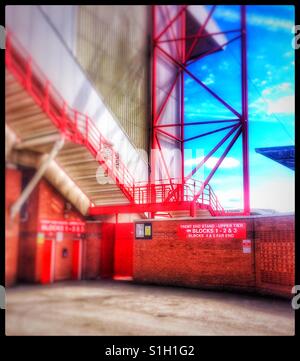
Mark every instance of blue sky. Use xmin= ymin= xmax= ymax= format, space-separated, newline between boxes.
xmin=184 ymin=5 xmax=295 ymax=212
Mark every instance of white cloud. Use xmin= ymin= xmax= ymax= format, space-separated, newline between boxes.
xmin=267 ymin=95 xmax=294 ymax=114
xmin=249 ymin=97 xmax=267 ymax=114
xmin=213 ymin=189 xmax=243 ymax=209
xmin=262 ymin=88 xmax=271 ymax=96
xmin=214 ymin=8 xmax=294 ymax=33
xmin=203 ymin=73 xmax=215 ymax=86
xmin=185 ymin=156 xmax=240 ymax=169
xmin=185 ymin=78 xmax=193 ymax=85
xmin=213 ymin=176 xmax=295 ymax=212
xmin=251 ymin=177 xmax=295 ymax=212
xmin=218 ymin=61 xmax=230 ymax=71
xmin=250 ymin=82 xmax=294 ymax=117
xmin=248 ymin=13 xmax=294 ymax=32
xmin=278 ymin=82 xmax=292 ymax=91
xmin=262 ymin=82 xmax=292 ymax=96
xmin=249 ymin=97 xmax=294 ymax=124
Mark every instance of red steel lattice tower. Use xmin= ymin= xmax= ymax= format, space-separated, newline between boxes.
xmin=151 ymin=5 xmax=250 ymax=215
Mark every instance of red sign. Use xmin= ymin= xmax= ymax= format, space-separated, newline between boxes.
xmin=39 ymin=219 xmax=85 ymax=234
xmin=178 ymin=222 xmax=247 ymax=240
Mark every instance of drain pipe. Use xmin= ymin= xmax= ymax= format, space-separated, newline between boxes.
xmin=10 ymin=135 xmax=65 ymax=220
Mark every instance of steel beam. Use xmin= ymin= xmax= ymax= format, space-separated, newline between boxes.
xmin=14 ymin=133 xmax=62 ymax=150
xmin=89 ymin=201 xmax=195 ymax=216
xmin=151 ymin=5 xmax=249 ymax=216
xmin=10 ymin=136 xmax=65 ymax=219
xmin=241 ymin=5 xmax=250 ymax=215
xmin=5 ymin=124 xmax=18 ymax=160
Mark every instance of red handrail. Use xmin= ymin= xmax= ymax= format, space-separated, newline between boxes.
xmin=6 ymin=31 xmax=135 ymax=203
xmin=6 ymin=31 xmax=226 ymax=216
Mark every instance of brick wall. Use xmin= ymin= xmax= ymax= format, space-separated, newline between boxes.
xmin=18 ymin=169 xmax=41 ymax=283
xmin=133 ymin=215 xmax=294 ymax=298
xmin=83 ymin=222 xmax=102 ymax=279
xmin=54 ymin=236 xmax=74 ymax=281
xmin=254 ymin=216 xmax=295 ymax=297
xmin=100 ymin=223 xmax=115 ymax=279
xmin=5 ymin=167 xmax=22 ymax=286
xmin=18 ymin=176 xmax=85 ymax=284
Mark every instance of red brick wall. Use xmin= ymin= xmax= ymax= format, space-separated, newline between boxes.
xmin=133 ymin=215 xmax=294 ymax=297
xmin=18 ymin=169 xmax=40 ymax=283
xmin=254 ymin=216 xmax=295 ymax=297
xmin=5 ymin=167 xmax=22 ymax=286
xmin=54 ymin=236 xmax=74 ymax=281
xmin=18 ymin=177 xmax=85 ymax=284
xmin=83 ymin=222 xmax=102 ymax=279
xmin=100 ymin=223 xmax=115 ymax=279
xmin=36 ymin=181 xmax=84 ymax=282
xmin=134 ymin=218 xmax=255 ymax=292
xmin=38 ymin=180 xmax=65 ymax=220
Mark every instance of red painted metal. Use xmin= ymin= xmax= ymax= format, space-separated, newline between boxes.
xmin=180 ymin=7 xmax=186 ymax=192
xmin=154 ymin=72 xmax=180 ymax=125
xmin=114 ymin=223 xmax=134 ymax=280
xmin=72 ymin=240 xmax=81 ymax=280
xmin=151 ymin=5 xmax=250 ymax=217
xmin=90 ymin=178 xmax=226 ymax=217
xmin=157 ymin=28 xmax=241 ymax=44
xmin=6 ymin=5 xmax=250 ymax=218
xmin=155 ymin=5 xmax=188 ymax=41
xmin=186 ymin=124 xmax=241 ymax=179
xmin=41 ymin=240 xmax=53 ymax=285
xmin=193 ymin=127 xmax=243 ymax=202
xmin=178 ymin=222 xmax=247 ymax=240
xmin=186 ymin=34 xmax=242 ymax=67
xmin=151 ymin=4 xmax=158 ymax=184
xmin=184 ymin=123 xmax=239 ymax=143
xmin=100 ymin=223 xmax=115 ymax=279
xmin=6 ymin=31 xmax=135 ymax=204
xmin=241 ymin=5 xmax=250 ymax=215
xmin=156 ymin=43 xmax=242 ymax=119
xmin=155 ymin=134 xmax=176 ymax=192
xmin=155 ymin=119 xmax=240 ymax=128
xmin=184 ymin=5 xmax=216 ymax=63
xmin=156 ymin=128 xmax=182 ymax=143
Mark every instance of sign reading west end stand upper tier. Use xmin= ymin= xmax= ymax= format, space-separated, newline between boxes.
xmin=178 ymin=222 xmax=247 ymax=240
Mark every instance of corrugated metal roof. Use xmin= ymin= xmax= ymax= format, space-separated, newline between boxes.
xmin=255 ymin=146 xmax=295 ymax=170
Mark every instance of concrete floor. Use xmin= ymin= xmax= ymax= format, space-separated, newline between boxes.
xmin=6 ymin=280 xmax=294 ymax=336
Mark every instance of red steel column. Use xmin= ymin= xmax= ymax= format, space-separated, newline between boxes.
xmin=241 ymin=5 xmax=250 ymax=215
xmin=151 ymin=5 xmax=157 ymax=187
xmin=180 ymin=6 xmax=186 ymax=201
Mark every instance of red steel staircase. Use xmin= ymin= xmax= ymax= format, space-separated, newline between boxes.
xmin=6 ymin=31 xmax=226 ymax=217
